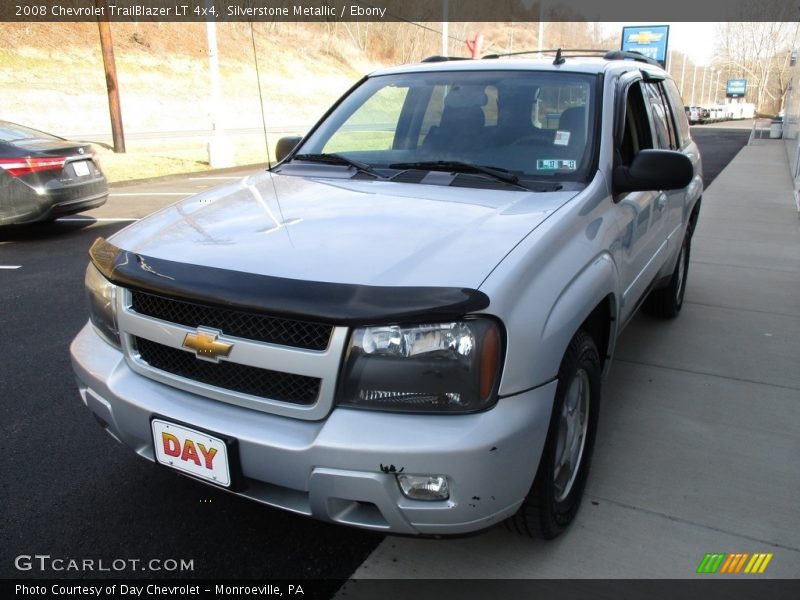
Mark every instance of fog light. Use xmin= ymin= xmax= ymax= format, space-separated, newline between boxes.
xmin=396 ymin=474 xmax=450 ymax=501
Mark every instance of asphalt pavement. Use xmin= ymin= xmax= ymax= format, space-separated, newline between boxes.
xmin=0 ymin=172 xmax=381 ymax=586
xmin=4 ymin=124 xmax=797 ymax=592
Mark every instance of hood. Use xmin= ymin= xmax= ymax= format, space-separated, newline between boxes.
xmin=110 ymin=171 xmax=578 ymax=289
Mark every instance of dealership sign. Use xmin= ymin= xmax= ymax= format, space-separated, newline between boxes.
xmin=726 ymin=79 xmax=748 ymax=98
xmin=621 ymin=25 xmax=670 ymax=68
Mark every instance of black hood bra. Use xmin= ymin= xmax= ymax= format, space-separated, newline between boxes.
xmin=89 ymin=237 xmax=490 ymax=325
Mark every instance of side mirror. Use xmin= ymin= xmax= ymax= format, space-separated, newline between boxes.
xmin=275 ymin=136 xmax=302 ymax=163
xmin=613 ymin=149 xmax=693 ymax=194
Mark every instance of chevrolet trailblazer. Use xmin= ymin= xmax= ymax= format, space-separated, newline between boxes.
xmin=71 ymin=50 xmax=702 ymax=539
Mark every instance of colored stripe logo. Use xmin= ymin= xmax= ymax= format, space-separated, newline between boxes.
xmin=697 ymin=552 xmax=773 ymax=574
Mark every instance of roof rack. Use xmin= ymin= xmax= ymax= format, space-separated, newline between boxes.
xmin=483 ymin=48 xmax=607 ymax=60
xmin=602 ymin=50 xmax=661 ymax=67
xmin=420 ymin=55 xmax=471 ymax=63
xmin=484 ymin=48 xmax=612 ymax=66
xmin=482 ymin=48 xmax=662 ymax=68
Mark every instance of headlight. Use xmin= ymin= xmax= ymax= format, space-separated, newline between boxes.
xmin=85 ymin=262 xmax=120 ymax=348
xmin=337 ymin=319 xmax=502 ymax=413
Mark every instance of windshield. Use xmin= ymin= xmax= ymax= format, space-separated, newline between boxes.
xmin=294 ymin=70 xmax=598 ymax=185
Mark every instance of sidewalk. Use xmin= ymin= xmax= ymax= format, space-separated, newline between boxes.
xmin=338 ymin=140 xmax=800 ymax=584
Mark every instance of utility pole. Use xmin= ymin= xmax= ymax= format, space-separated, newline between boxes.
xmin=708 ymin=69 xmax=717 ymax=104
xmin=537 ymin=1 xmax=545 ymax=51
xmin=680 ymin=53 xmax=687 ymax=94
xmin=205 ymin=0 xmax=233 ymax=168
xmin=691 ymin=65 xmax=698 ymax=105
xmin=95 ymin=0 xmax=125 ymax=153
xmin=700 ymin=67 xmax=708 ymax=105
xmin=441 ymin=0 xmax=448 ymax=57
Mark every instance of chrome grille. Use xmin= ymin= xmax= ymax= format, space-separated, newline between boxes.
xmin=134 ymin=337 xmax=321 ymax=405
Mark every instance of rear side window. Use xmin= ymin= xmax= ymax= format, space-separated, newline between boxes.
xmin=642 ymin=83 xmax=676 ymax=150
xmin=662 ymin=80 xmax=691 ymax=146
xmin=0 ymin=122 xmax=60 ymax=143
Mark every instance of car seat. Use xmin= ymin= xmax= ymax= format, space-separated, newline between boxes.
xmin=423 ymin=86 xmax=487 ymax=153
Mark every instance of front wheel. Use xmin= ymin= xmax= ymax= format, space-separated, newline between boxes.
xmin=507 ymin=329 xmax=601 ymax=539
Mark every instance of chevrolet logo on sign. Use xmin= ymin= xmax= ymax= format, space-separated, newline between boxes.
xmin=182 ymin=328 xmax=233 ymax=362
xmin=628 ymin=31 xmax=663 ymax=45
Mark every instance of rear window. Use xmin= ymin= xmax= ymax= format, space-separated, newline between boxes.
xmin=0 ymin=122 xmax=61 ymax=143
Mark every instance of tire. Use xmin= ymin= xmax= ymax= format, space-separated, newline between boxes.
xmin=643 ymin=232 xmax=690 ymax=319
xmin=507 ymin=329 xmax=601 ymax=539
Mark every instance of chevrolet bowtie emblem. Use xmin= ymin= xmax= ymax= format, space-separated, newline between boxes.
xmin=628 ymin=31 xmax=663 ymax=44
xmin=182 ymin=328 xmax=233 ymax=362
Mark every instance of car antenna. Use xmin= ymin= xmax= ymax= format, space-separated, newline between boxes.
xmin=249 ymin=22 xmax=290 ymax=233
xmin=553 ymin=48 xmax=565 ymax=66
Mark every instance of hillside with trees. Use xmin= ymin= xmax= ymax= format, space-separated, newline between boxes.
xmin=1 ymin=20 xmax=794 ymax=180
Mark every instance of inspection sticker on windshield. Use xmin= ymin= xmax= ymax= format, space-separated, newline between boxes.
xmin=554 ymin=130 xmax=571 ymax=146
xmin=537 ymin=159 xmax=577 ymax=171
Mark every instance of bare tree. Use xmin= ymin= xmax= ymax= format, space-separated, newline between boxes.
xmin=714 ymin=10 xmax=799 ymax=114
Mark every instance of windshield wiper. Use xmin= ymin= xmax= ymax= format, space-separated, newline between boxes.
xmin=388 ymin=160 xmax=528 ymax=188
xmin=292 ymin=153 xmax=386 ymax=179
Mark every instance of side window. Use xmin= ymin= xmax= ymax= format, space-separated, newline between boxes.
xmin=419 ymin=84 xmax=447 ymax=142
xmin=642 ymin=83 xmax=675 ymax=150
xmin=618 ymin=81 xmax=653 ymax=166
xmin=662 ymin=79 xmax=691 ymax=147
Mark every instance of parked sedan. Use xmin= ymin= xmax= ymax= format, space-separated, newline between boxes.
xmin=0 ymin=121 xmax=107 ymax=225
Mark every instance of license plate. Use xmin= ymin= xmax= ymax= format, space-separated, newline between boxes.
xmin=72 ymin=160 xmax=91 ymax=177
xmin=152 ymin=419 xmax=231 ymax=487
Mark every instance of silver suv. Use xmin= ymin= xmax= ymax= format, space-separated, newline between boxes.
xmin=71 ymin=50 xmax=702 ymax=539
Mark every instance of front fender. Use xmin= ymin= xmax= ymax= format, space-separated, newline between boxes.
xmin=480 ymin=177 xmax=622 ymax=397
xmin=541 ymin=253 xmax=619 ymax=378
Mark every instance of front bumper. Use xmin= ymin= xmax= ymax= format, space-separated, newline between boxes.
xmin=70 ymin=322 xmax=556 ymax=535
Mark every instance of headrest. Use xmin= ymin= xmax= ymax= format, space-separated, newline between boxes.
xmin=444 ymin=86 xmax=488 ymax=109
xmin=559 ymin=106 xmax=586 ymax=130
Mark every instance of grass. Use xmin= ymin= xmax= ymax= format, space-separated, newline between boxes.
xmin=96 ymin=130 xmax=401 ymax=183
xmin=2 ymin=24 xmax=381 ymax=184
xmin=94 ymin=134 xmax=276 ymax=183
xmin=324 ymin=131 xmax=396 ymax=153
xmin=96 ymin=149 xmax=210 ymax=183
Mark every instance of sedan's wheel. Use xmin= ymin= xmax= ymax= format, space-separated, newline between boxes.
xmin=643 ymin=231 xmax=691 ymax=319
xmin=507 ymin=329 xmax=601 ymax=539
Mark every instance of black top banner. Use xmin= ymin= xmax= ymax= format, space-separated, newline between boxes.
xmin=2 ymin=0 xmax=798 ymax=22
